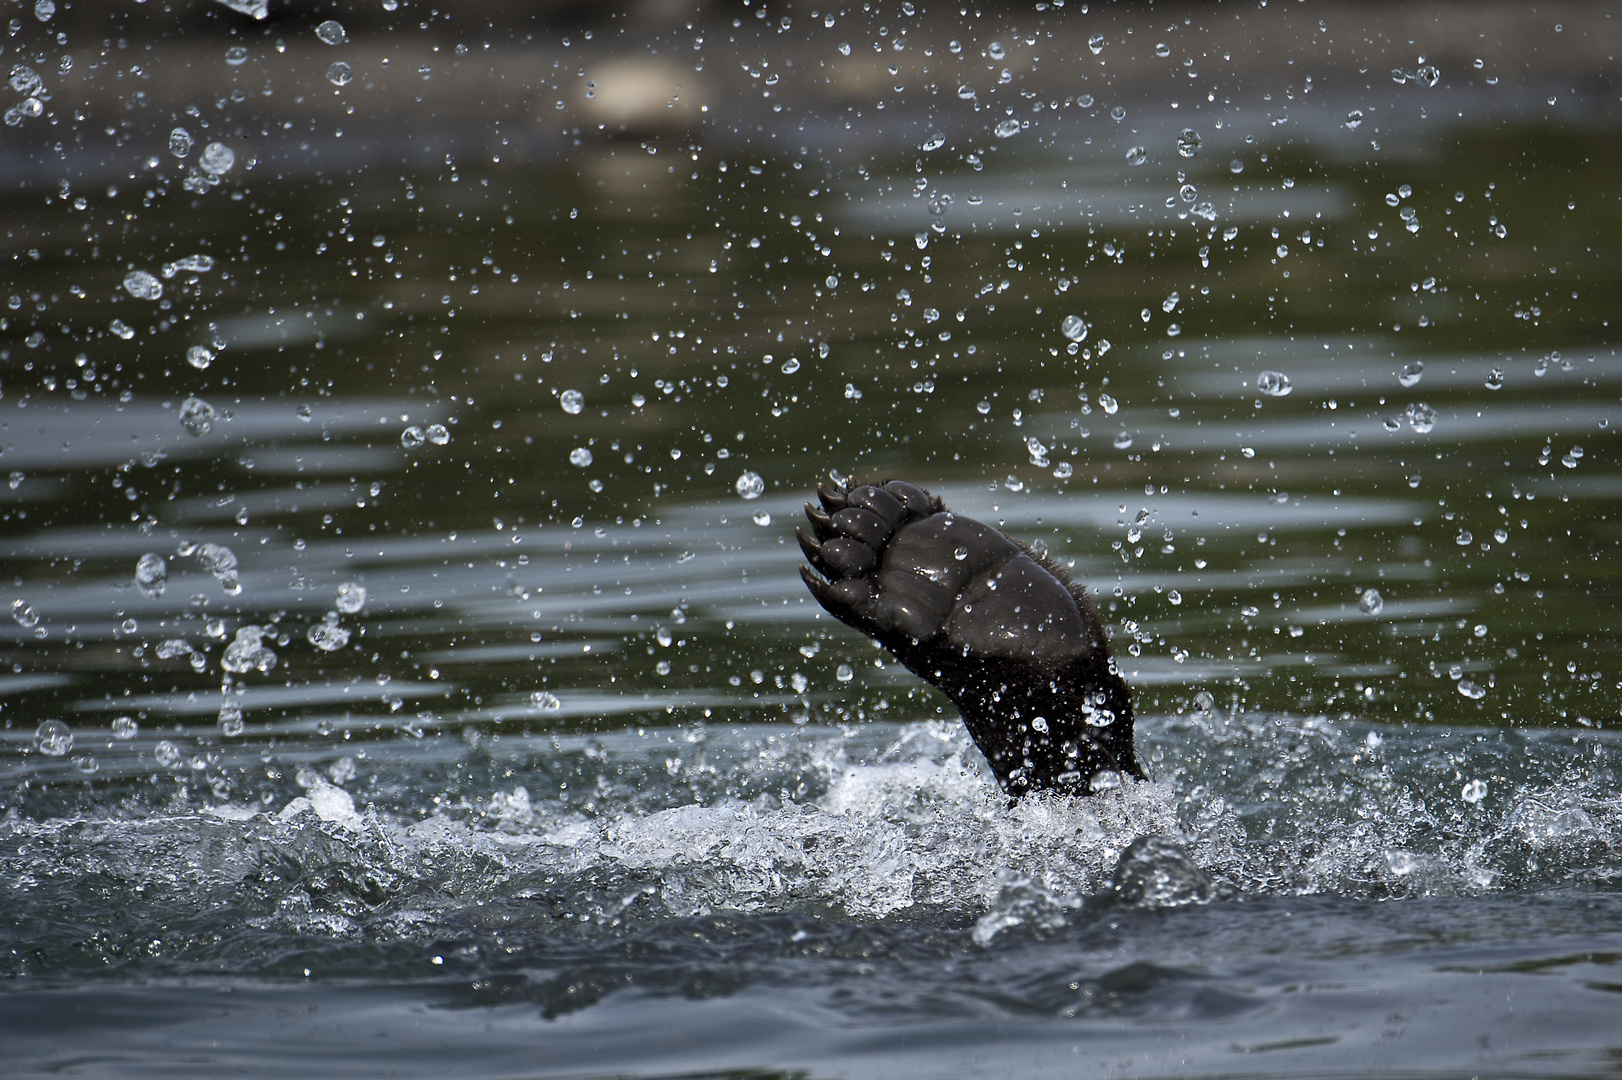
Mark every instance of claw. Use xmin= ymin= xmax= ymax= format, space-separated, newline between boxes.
xmin=799 ymin=564 xmax=871 ymax=617
xmin=804 ymin=503 xmax=837 ymax=541
xmin=816 ymin=481 xmax=849 ymax=514
xmin=795 ymin=528 xmax=828 ymax=575
xmin=798 ymin=563 xmax=834 ymax=606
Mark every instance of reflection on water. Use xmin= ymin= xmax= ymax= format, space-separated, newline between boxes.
xmin=2 ymin=1 xmax=1621 ymax=1075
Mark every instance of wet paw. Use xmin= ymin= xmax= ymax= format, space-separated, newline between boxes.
xmin=798 ymin=479 xmax=1143 ymax=797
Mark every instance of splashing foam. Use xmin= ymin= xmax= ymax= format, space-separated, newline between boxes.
xmin=586 ymin=722 xmax=1179 ymax=920
xmin=3 ymin=715 xmax=1618 ymax=964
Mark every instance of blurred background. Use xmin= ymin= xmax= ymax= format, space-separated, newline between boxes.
xmin=4 ymin=0 xmax=1617 ymax=794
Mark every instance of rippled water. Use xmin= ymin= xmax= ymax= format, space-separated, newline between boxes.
xmin=3 ymin=2 xmax=1621 ymax=1076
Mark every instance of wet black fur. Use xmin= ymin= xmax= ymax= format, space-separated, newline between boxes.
xmin=798 ymin=478 xmax=1144 ymax=797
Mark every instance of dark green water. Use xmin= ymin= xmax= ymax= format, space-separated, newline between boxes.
xmin=2 ymin=2 xmax=1620 ymax=1076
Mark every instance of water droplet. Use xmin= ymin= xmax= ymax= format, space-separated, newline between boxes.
xmin=186 ymin=345 xmax=215 ymax=370
xmin=135 ymin=553 xmax=167 ymax=598
xmin=163 ymin=254 xmax=217 ymax=278
xmin=1168 ymin=590 xmax=1183 ymax=605
xmin=1113 ymin=431 xmax=1134 ymax=449
xmin=426 ymin=423 xmax=449 ymax=445
xmin=110 ymin=319 xmax=136 ymax=340
xmin=1461 ymin=778 xmax=1488 ymax=803
xmin=736 ymin=471 xmax=765 ymax=500
xmin=335 ymin=582 xmax=366 ymax=614
xmin=1405 ymin=401 xmax=1438 ymax=433
xmin=1175 ymin=128 xmax=1201 ymax=157
xmin=1125 ymin=145 xmax=1148 ymax=166
xmin=122 ymin=270 xmax=163 ymax=300
xmin=1256 ymin=370 xmax=1293 ymax=397
xmin=198 ymin=142 xmax=235 ymax=175
xmin=179 ymin=396 xmax=217 ymax=437
xmin=112 ymin=716 xmax=138 ymax=740
xmin=1162 ymin=291 xmax=1180 ymax=314
xmin=1110 ymin=104 xmax=1126 ymax=122
xmin=1358 ymin=588 xmax=1384 ymax=615
xmin=154 ymin=740 xmax=182 ymax=768
xmin=560 ymin=389 xmax=585 ymax=414
xmin=1457 ymin=679 xmax=1485 ymax=700
xmin=1060 ymin=315 xmax=1088 ymax=342
xmin=1398 ymin=360 xmax=1423 ymax=387
xmin=1229 ymin=158 xmax=1244 ymax=174
xmin=976 ymin=400 xmax=991 ymax=415
xmin=34 ymin=720 xmax=72 ymax=756
xmin=1088 ymin=33 xmax=1105 ymax=54
xmin=222 ymin=625 xmax=277 ymax=675
xmin=9 ymin=65 xmax=42 ymax=95
xmin=1485 ymin=367 xmax=1505 ymax=390
xmin=1455 ymin=529 xmax=1473 ymax=546
xmin=33 ymin=0 xmax=55 ymax=21
xmin=994 ymin=118 xmax=1022 ymax=138
xmin=914 ymin=232 xmax=929 ymax=249
xmin=835 ymin=664 xmax=854 ymax=683
xmin=3 ymin=97 xmax=40 ymax=125
xmin=168 ymin=127 xmax=193 ymax=158
xmin=957 ymin=84 xmax=976 ymax=100
xmin=326 ymin=61 xmax=353 ymax=86
xmin=154 ymin=638 xmax=187 ymax=660
xmin=225 ymin=45 xmax=249 ymax=66
xmin=218 ymin=702 xmax=246 ymax=737
xmin=987 ymin=41 xmax=1006 ymax=60
xmin=569 ymin=447 xmax=593 ymax=467
xmin=1345 ymin=109 xmax=1364 ymax=129
xmin=315 ymin=19 xmax=346 ymax=45
xmin=1154 ymin=42 xmax=1171 ymax=57
xmin=307 ymin=616 xmax=351 ymax=652
xmin=1415 ymin=64 xmax=1440 ymax=87
xmin=531 ymin=690 xmax=562 ymax=710
xmin=195 ymin=543 xmax=237 ymax=582
xmin=1180 ymin=183 xmax=1197 ymax=203
xmin=921 ymin=131 xmax=945 ymax=151
xmin=782 ymin=357 xmax=802 ymax=374
xmin=11 ymin=599 xmax=39 ymax=628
